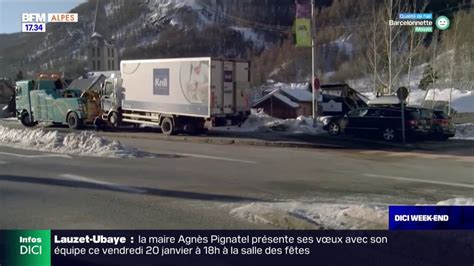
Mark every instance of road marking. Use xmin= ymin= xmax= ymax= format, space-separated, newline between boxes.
xmin=60 ymin=174 xmax=147 ymax=194
xmin=360 ymin=150 xmax=474 ymax=162
xmin=0 ymin=151 xmax=72 ymax=159
xmin=363 ymin=173 xmax=474 ymax=189
xmin=174 ymin=153 xmax=258 ymax=164
xmin=0 ymin=160 xmax=7 ymax=164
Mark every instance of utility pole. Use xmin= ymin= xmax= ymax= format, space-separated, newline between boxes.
xmin=311 ymin=0 xmax=317 ymax=127
xmin=93 ymin=0 xmax=99 ymax=33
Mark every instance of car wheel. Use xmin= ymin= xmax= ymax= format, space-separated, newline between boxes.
xmin=108 ymin=111 xmax=120 ymax=128
xmin=328 ymin=122 xmax=341 ymax=136
xmin=67 ymin=112 xmax=83 ymax=130
xmin=161 ymin=117 xmax=175 ymax=135
xmin=20 ymin=112 xmax=36 ymax=127
xmin=382 ymin=128 xmax=396 ymax=141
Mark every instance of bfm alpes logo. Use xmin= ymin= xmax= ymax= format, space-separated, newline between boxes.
xmin=22 ymin=13 xmax=78 ymax=32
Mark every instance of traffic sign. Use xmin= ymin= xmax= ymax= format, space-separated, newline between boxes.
xmin=397 ymin=87 xmax=409 ymax=101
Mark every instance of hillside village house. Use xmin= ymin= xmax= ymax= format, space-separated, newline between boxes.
xmin=87 ymin=32 xmax=119 ymax=72
xmin=253 ymin=87 xmax=313 ymax=119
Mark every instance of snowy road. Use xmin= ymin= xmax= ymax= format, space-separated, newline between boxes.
xmin=0 ymin=131 xmax=473 ymax=229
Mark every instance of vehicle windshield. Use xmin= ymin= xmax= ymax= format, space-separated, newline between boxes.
xmin=434 ymin=111 xmax=449 ymax=119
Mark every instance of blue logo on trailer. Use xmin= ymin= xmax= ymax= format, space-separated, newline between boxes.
xmin=153 ymin=69 xmax=169 ymax=95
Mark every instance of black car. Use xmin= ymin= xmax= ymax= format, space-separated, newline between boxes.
xmin=320 ymin=107 xmax=429 ymax=141
xmin=431 ymin=110 xmax=456 ymax=140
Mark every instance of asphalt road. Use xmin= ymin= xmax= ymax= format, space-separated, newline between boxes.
xmin=0 ymin=128 xmax=472 ymax=229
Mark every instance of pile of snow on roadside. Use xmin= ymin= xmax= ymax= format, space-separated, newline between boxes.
xmin=242 ymin=113 xmax=325 ymax=135
xmin=230 ymin=201 xmax=388 ymax=230
xmin=454 ymin=123 xmax=474 ymax=140
xmin=230 ymin=198 xmax=474 ymax=229
xmin=435 ymin=198 xmax=474 ymax=205
xmin=0 ymin=125 xmax=145 ymax=158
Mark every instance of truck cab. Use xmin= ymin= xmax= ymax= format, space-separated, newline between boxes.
xmin=15 ymin=79 xmax=86 ymax=129
xmin=100 ymin=74 xmax=123 ymax=127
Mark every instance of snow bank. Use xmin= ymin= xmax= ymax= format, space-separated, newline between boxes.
xmin=241 ymin=113 xmax=325 ymax=135
xmin=230 ymin=201 xmax=388 ymax=230
xmin=230 ymin=198 xmax=474 ymax=230
xmin=0 ymin=126 xmax=145 ymax=158
xmin=454 ymin=123 xmax=474 ymax=140
xmin=436 ymin=198 xmax=474 ymax=205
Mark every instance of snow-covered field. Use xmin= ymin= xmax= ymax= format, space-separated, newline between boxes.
xmin=0 ymin=125 xmax=145 ymax=158
xmin=230 ymin=198 xmax=474 ymax=230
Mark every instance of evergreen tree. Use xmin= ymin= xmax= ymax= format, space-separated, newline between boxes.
xmin=418 ymin=65 xmax=438 ymax=91
xmin=15 ymin=70 xmax=24 ymax=81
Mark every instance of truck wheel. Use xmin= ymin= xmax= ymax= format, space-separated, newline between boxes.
xmin=161 ymin=117 xmax=175 ymax=135
xmin=108 ymin=111 xmax=120 ymax=128
xmin=67 ymin=112 xmax=83 ymax=130
xmin=20 ymin=112 xmax=36 ymax=127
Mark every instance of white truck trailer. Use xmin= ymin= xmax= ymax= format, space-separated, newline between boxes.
xmin=101 ymin=57 xmax=251 ymax=134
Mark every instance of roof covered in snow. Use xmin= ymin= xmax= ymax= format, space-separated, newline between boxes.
xmin=262 ymin=84 xmax=313 ymax=103
xmin=253 ymin=89 xmax=300 ymax=108
xmin=368 ymin=96 xmax=404 ymax=106
xmin=279 ymin=88 xmax=313 ymax=102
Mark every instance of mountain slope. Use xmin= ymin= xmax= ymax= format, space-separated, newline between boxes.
xmin=0 ymin=0 xmax=296 ymax=79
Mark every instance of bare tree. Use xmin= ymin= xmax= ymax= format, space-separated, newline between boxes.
xmin=448 ymin=11 xmax=461 ymax=115
xmin=364 ymin=0 xmax=429 ymax=96
xmin=406 ymin=1 xmax=429 ymax=98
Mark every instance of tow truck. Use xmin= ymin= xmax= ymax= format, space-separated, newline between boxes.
xmin=15 ymin=73 xmax=103 ymax=129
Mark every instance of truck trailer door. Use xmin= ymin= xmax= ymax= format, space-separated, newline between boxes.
xmin=211 ymin=60 xmax=223 ymax=115
xmin=235 ymin=61 xmax=250 ymax=113
xmin=223 ymin=61 xmax=234 ymax=114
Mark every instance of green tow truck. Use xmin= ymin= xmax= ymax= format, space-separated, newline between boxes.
xmin=15 ymin=77 xmax=102 ymax=129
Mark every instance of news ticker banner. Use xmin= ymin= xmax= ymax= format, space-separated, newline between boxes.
xmin=0 ymin=230 xmax=473 ymax=266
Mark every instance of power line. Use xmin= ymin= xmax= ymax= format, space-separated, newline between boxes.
xmin=196 ymin=0 xmax=376 ymax=33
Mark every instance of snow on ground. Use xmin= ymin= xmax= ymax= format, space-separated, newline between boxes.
xmin=271 ymin=82 xmax=309 ymax=91
xmin=424 ymin=89 xmax=474 ymax=113
xmin=453 ymin=123 xmax=474 ymax=140
xmin=361 ymin=88 xmax=473 ymax=113
xmin=435 ymin=198 xmax=474 ymax=205
xmin=0 ymin=126 xmax=145 ymax=158
xmin=230 ymin=201 xmax=388 ymax=229
xmin=230 ymin=198 xmax=474 ymax=230
xmin=213 ymin=113 xmax=325 ymax=135
xmin=232 ymin=26 xmax=266 ymax=48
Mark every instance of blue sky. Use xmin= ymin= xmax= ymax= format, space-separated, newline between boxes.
xmin=0 ymin=0 xmax=86 ymax=34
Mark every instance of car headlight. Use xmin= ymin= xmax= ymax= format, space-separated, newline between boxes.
xmin=321 ymin=118 xmax=329 ymax=125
